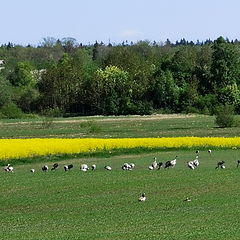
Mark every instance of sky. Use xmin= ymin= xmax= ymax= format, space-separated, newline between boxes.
xmin=1 ymin=0 xmax=240 ymax=46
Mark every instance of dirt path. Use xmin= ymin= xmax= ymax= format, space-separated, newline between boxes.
xmin=3 ymin=114 xmax=196 ymax=125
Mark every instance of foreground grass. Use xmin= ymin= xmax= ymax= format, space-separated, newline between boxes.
xmin=1 ymin=149 xmax=240 ymax=240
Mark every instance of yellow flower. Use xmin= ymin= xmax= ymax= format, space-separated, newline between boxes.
xmin=0 ymin=137 xmax=240 ymax=160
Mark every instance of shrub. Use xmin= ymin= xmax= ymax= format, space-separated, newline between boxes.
xmin=41 ymin=107 xmax=63 ymax=117
xmin=80 ymin=120 xmax=102 ymax=133
xmin=0 ymin=103 xmax=23 ymax=119
xmin=195 ymin=94 xmax=218 ymax=115
xmin=215 ymin=105 xmax=234 ymax=128
xmin=185 ymin=106 xmax=201 ymax=114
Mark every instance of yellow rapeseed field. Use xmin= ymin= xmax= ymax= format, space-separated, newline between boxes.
xmin=0 ymin=137 xmax=240 ymax=160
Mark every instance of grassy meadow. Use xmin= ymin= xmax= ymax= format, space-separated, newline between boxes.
xmin=1 ymin=114 xmax=240 ymax=240
xmin=1 ymin=114 xmax=240 ymax=138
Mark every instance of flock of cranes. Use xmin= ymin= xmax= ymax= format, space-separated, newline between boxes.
xmin=2 ymin=149 xmax=239 ymax=174
xmin=3 ymin=149 xmax=240 ymax=203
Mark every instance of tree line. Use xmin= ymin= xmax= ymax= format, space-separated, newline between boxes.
xmin=0 ymin=36 xmax=240 ymax=118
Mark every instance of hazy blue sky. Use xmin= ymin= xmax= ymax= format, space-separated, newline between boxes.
xmin=1 ymin=0 xmax=240 ymax=45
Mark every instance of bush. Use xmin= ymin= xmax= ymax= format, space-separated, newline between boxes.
xmin=215 ymin=105 xmax=235 ymax=128
xmin=195 ymin=94 xmax=218 ymax=115
xmin=0 ymin=103 xmax=23 ymax=119
xmin=41 ymin=107 xmax=63 ymax=117
xmin=80 ymin=120 xmax=102 ymax=133
xmin=185 ymin=106 xmax=201 ymax=114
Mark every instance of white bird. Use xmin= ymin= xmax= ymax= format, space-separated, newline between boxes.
xmin=130 ymin=163 xmax=135 ymax=169
xmin=184 ymin=197 xmax=191 ymax=202
xmin=30 ymin=169 xmax=35 ymax=173
xmin=80 ymin=164 xmax=89 ymax=171
xmin=187 ymin=161 xmax=195 ymax=170
xmin=104 ymin=166 xmax=112 ymax=171
xmin=4 ymin=164 xmax=14 ymax=172
xmin=8 ymin=166 xmax=14 ymax=172
xmin=152 ymin=158 xmax=158 ymax=169
xmin=208 ymin=149 xmax=212 ymax=154
xmin=193 ymin=156 xmax=200 ymax=167
xmin=3 ymin=164 xmax=11 ymax=172
xmin=139 ymin=193 xmax=146 ymax=202
xmin=171 ymin=157 xmax=177 ymax=167
xmin=92 ymin=164 xmax=96 ymax=170
xmin=122 ymin=163 xmax=131 ymax=170
xmin=122 ymin=162 xmax=135 ymax=171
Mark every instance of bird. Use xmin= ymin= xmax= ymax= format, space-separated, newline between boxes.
xmin=215 ymin=161 xmax=225 ymax=169
xmin=4 ymin=164 xmax=14 ymax=172
xmin=196 ymin=150 xmax=200 ymax=154
xmin=3 ymin=164 xmax=11 ymax=172
xmin=42 ymin=165 xmax=48 ymax=172
xmin=152 ymin=158 xmax=158 ymax=169
xmin=183 ymin=197 xmax=192 ymax=202
xmin=237 ymin=160 xmax=240 ymax=168
xmin=91 ymin=164 xmax=96 ymax=170
xmin=157 ymin=162 xmax=163 ymax=169
xmin=8 ymin=165 xmax=14 ymax=172
xmin=80 ymin=164 xmax=88 ymax=171
xmin=122 ymin=163 xmax=135 ymax=171
xmin=68 ymin=164 xmax=73 ymax=170
xmin=187 ymin=161 xmax=195 ymax=170
xmin=104 ymin=166 xmax=112 ymax=171
xmin=64 ymin=164 xmax=74 ymax=171
xmin=165 ymin=156 xmax=177 ymax=169
xmin=51 ymin=163 xmax=59 ymax=170
xmin=148 ymin=165 xmax=154 ymax=170
xmin=130 ymin=163 xmax=135 ymax=169
xmin=122 ymin=163 xmax=131 ymax=170
xmin=193 ymin=156 xmax=200 ymax=168
xmin=208 ymin=149 xmax=212 ymax=154
xmin=30 ymin=169 xmax=35 ymax=173
xmin=139 ymin=193 xmax=146 ymax=202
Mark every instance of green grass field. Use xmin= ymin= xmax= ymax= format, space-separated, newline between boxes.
xmin=1 ymin=114 xmax=240 ymax=138
xmin=1 ymin=149 xmax=240 ymax=240
xmin=1 ymin=114 xmax=240 ymax=239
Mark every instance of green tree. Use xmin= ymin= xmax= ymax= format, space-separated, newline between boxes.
xmin=90 ymin=66 xmax=130 ymax=115
xmin=38 ymin=50 xmax=97 ymax=115
xmin=195 ymin=45 xmax=213 ymax=94
xmin=169 ymin=46 xmax=197 ymax=87
xmin=8 ymin=61 xmax=36 ymax=87
xmin=38 ymin=53 xmax=76 ymax=112
xmin=211 ymin=36 xmax=240 ymax=89
xmin=151 ymin=70 xmax=179 ymax=111
xmin=217 ymin=83 xmax=240 ymax=106
xmin=0 ymin=75 xmax=12 ymax=108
